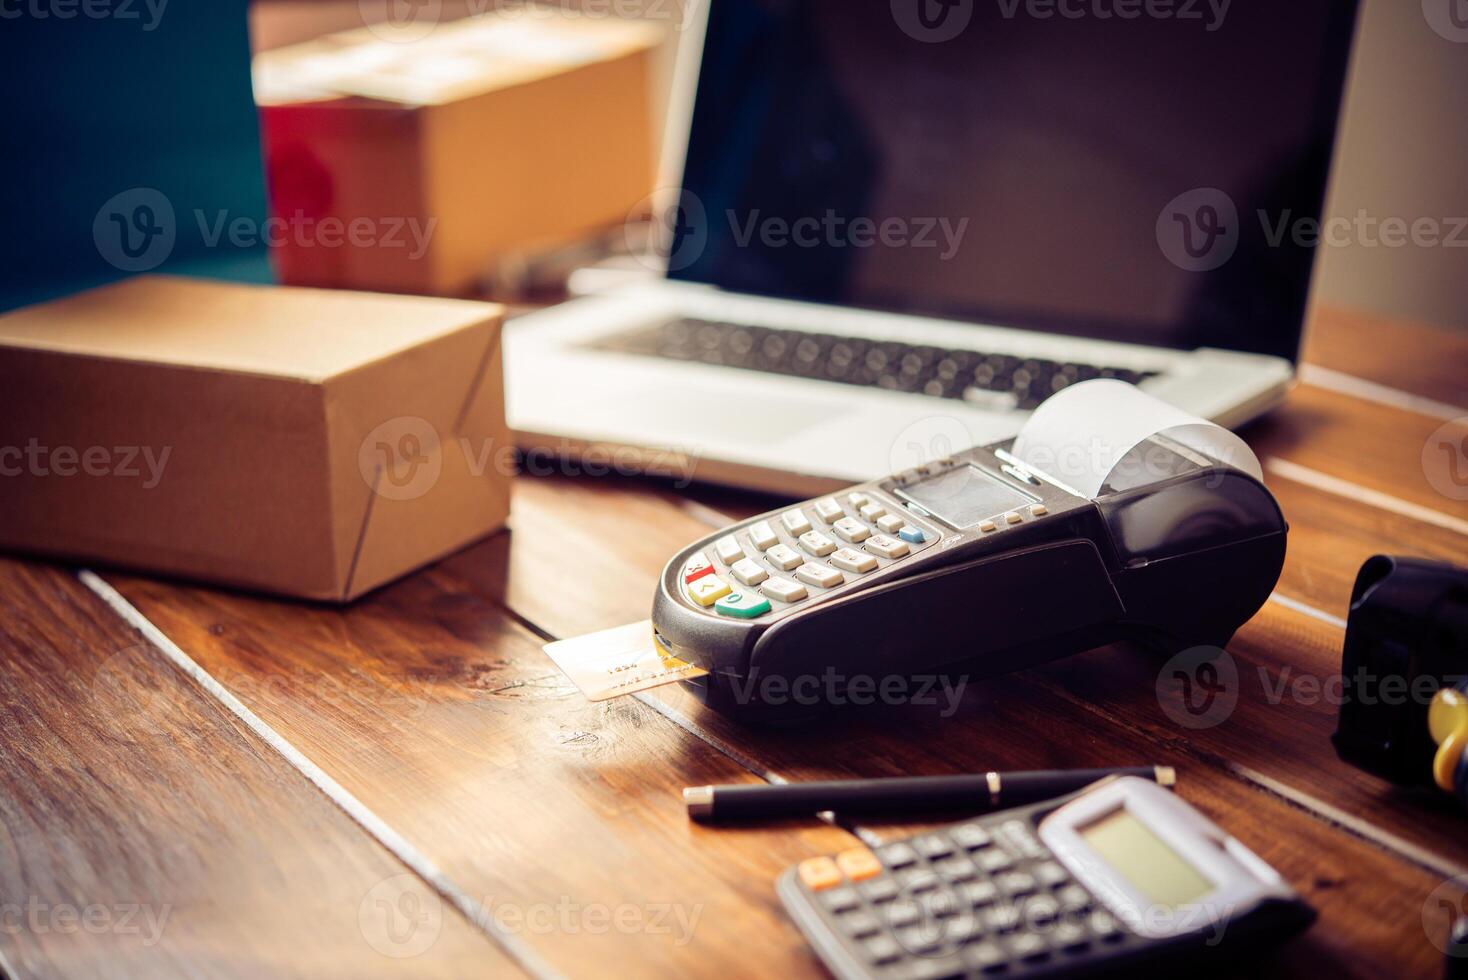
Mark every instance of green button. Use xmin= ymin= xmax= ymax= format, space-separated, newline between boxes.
xmin=714 ymin=591 xmax=771 ymax=619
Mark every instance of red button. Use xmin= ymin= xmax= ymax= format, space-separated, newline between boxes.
xmin=684 ymin=553 xmax=715 ymax=583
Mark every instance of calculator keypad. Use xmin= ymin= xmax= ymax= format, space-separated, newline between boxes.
xmin=785 ymin=818 xmax=1134 ymax=978
xmin=680 ymin=489 xmax=936 ymax=619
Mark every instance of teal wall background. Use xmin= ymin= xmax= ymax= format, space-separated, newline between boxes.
xmin=1 ymin=1 xmax=273 ymax=312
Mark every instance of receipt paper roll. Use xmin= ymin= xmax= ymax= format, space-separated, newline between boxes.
xmin=1009 ymin=379 xmax=1262 ymax=499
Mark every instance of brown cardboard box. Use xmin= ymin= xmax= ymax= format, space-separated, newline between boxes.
xmin=0 ymin=276 xmax=511 ymax=601
xmin=255 ymin=14 xmax=662 ymax=296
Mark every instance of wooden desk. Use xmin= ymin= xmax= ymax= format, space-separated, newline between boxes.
xmin=1 ymin=308 xmax=1465 ymax=979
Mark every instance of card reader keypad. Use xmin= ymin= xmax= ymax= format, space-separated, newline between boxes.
xmin=679 ymin=489 xmax=936 ymax=619
xmin=784 ymin=819 xmax=1132 ymax=978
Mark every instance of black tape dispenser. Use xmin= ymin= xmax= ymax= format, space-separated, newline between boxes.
xmin=651 ymin=381 xmax=1287 ymax=719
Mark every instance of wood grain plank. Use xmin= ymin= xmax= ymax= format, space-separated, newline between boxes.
xmin=1302 ymin=307 xmax=1468 ymax=410
xmin=0 ymin=559 xmax=517 ymax=980
xmin=100 ymin=556 xmax=858 ymax=979
xmin=489 ymin=475 xmax=1464 ymax=972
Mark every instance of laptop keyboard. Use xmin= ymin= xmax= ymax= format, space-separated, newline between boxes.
xmin=590 ymin=318 xmax=1160 ymax=411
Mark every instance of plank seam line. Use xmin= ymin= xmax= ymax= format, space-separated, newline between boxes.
xmin=1299 ymin=362 xmax=1466 ymax=420
xmin=1265 ymin=456 xmax=1468 ymax=538
xmin=1226 ymin=762 xmax=1468 ymax=881
xmin=1266 ymin=592 xmax=1348 ymax=630
xmin=75 ymin=570 xmax=562 ymax=980
xmin=1039 ymin=670 xmax=1468 ymax=882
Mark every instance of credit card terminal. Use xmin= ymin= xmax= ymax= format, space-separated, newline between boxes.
xmin=777 ymin=776 xmax=1313 ymax=979
xmin=651 ymin=433 xmax=1286 ymax=718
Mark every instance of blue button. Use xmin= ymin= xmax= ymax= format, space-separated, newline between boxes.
xmin=898 ymin=526 xmax=926 ymax=544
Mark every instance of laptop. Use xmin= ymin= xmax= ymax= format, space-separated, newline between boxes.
xmin=506 ymin=0 xmax=1360 ymax=495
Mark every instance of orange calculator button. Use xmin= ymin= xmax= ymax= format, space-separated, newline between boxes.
xmin=797 ymin=856 xmax=843 ymax=891
xmin=835 ymin=848 xmax=883 ymax=881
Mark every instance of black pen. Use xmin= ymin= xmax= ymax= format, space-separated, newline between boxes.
xmin=683 ymin=766 xmax=1175 ymax=822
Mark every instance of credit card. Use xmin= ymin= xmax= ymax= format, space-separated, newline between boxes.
xmin=541 ymin=620 xmax=708 ymax=701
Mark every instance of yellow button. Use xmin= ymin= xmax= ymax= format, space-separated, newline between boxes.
xmin=978 ymin=519 xmax=997 ymax=532
xmin=1030 ymin=504 xmax=1048 ymax=516
xmin=686 ymin=575 xmax=732 ymax=607
xmin=1429 ymin=687 xmax=1468 ymax=793
xmin=836 ymin=848 xmax=882 ymax=881
xmin=1005 ymin=511 xmax=1023 ymax=525
xmin=797 ymin=856 xmax=843 ymax=891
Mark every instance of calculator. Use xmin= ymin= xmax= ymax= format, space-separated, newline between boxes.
xmin=776 ymin=777 xmax=1312 ymax=979
xmin=651 ymin=434 xmax=1286 ymax=717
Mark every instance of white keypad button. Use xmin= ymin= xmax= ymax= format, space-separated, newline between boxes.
xmin=715 ymin=535 xmax=745 ymax=564
xmin=747 ymin=520 xmax=779 ymax=551
xmin=978 ymin=519 xmax=998 ymax=533
xmin=858 ymin=503 xmax=886 ymax=522
xmin=866 ymin=534 xmax=910 ymax=559
xmin=846 ymin=492 xmax=870 ymax=508
xmin=1029 ymin=504 xmax=1048 ymax=517
xmin=762 ymin=576 xmax=808 ymax=603
xmin=799 ymin=530 xmax=837 ymax=557
xmin=876 ymin=513 xmax=905 ymax=534
xmin=730 ymin=557 xmax=769 ymax=586
xmin=781 ymin=509 xmax=813 ymax=536
xmin=814 ymin=497 xmax=844 ymax=523
xmin=767 ymin=543 xmax=803 ymax=570
xmin=831 ymin=548 xmax=878 ymax=574
xmin=795 ymin=563 xmax=843 ymax=588
xmin=1004 ymin=511 xmax=1023 ymax=525
xmin=832 ymin=517 xmax=871 ymax=544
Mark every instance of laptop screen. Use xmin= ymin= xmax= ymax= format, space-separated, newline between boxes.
xmin=670 ymin=0 xmax=1359 ymax=361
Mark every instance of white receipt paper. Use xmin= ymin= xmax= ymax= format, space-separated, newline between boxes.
xmin=1009 ymin=379 xmax=1262 ymax=499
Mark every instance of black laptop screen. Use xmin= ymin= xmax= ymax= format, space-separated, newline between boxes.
xmin=670 ymin=0 xmax=1359 ymax=360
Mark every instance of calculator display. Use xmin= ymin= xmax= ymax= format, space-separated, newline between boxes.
xmin=896 ymin=465 xmax=1038 ymax=529
xmin=1078 ymin=808 xmax=1212 ymax=908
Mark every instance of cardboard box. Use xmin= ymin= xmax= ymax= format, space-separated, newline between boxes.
xmin=0 ymin=275 xmax=511 ymax=601
xmin=254 ymin=14 xmax=662 ymax=296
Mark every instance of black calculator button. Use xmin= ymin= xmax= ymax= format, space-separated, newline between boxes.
xmin=879 ymin=842 xmax=920 ymax=868
xmin=961 ymin=880 xmax=1000 ymax=907
xmin=981 ymin=904 xmax=1022 ymax=934
xmin=996 ymin=871 xmax=1036 ymax=897
xmin=864 ymin=935 xmax=904 ymax=964
xmin=1006 ymin=933 xmax=1050 ymax=962
xmin=965 ymin=941 xmax=1009 ymax=973
xmin=1034 ymin=861 xmax=1070 ymax=888
xmin=933 ymin=856 xmax=977 ymax=882
xmin=951 ymin=824 xmax=993 ymax=850
xmin=897 ymin=868 xmax=942 ymax=893
xmin=978 ymin=850 xmax=1014 ymax=873
xmin=1056 ymin=884 xmax=1092 ymax=912
xmin=913 ymin=834 xmax=954 ymax=859
xmin=839 ymin=910 xmax=883 ymax=939
xmin=1089 ymin=909 xmax=1124 ymax=941
xmin=822 ymin=886 xmax=861 ymax=913
xmin=898 ymin=952 xmax=966 ymax=980
xmin=1053 ymin=921 xmax=1090 ymax=951
xmin=885 ymin=899 xmax=924 ymax=928
xmin=893 ymin=924 xmax=943 ymax=955
xmin=945 ymin=912 xmax=984 ymax=945
xmin=860 ymin=878 xmax=900 ymax=904
xmin=1024 ymin=895 xmax=1060 ymax=925
xmin=917 ymin=889 xmax=963 ymax=918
